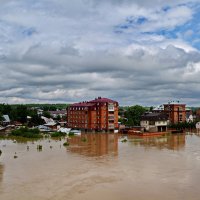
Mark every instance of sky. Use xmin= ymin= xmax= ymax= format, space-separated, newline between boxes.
xmin=0 ymin=0 xmax=200 ymax=106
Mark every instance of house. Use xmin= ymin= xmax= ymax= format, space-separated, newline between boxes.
xmin=196 ymin=122 xmax=200 ymax=130
xmin=12 ymin=121 xmax=23 ymax=128
xmin=2 ymin=115 xmax=11 ymax=126
xmin=58 ymin=120 xmax=67 ymax=127
xmin=37 ymin=109 xmax=44 ymax=116
xmin=49 ymin=110 xmax=67 ymax=119
xmin=186 ymin=108 xmax=194 ymax=122
xmin=67 ymin=97 xmax=119 ymax=132
xmin=37 ymin=125 xmax=52 ymax=132
xmin=43 ymin=122 xmax=58 ymax=131
xmin=41 ymin=116 xmax=58 ymax=130
xmin=140 ymin=113 xmax=169 ymax=132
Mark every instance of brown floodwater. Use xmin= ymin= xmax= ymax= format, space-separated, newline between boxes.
xmin=0 ymin=132 xmax=200 ymax=200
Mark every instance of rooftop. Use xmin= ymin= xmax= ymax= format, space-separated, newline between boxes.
xmin=3 ymin=115 xmax=10 ymax=123
xmin=164 ymin=100 xmax=186 ymax=105
xmin=71 ymin=97 xmax=118 ymax=107
xmin=141 ymin=113 xmax=168 ymax=121
xmin=49 ymin=110 xmax=67 ymax=115
xmin=89 ymin=97 xmax=118 ymax=104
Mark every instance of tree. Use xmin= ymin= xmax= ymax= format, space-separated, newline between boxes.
xmin=124 ymin=105 xmax=147 ymax=126
xmin=0 ymin=112 xmax=3 ymax=122
xmin=0 ymin=104 xmax=12 ymax=115
xmin=10 ymin=105 xmax=28 ymax=123
xmin=149 ymin=106 xmax=154 ymax=112
xmin=56 ymin=115 xmax=61 ymax=121
xmin=43 ymin=111 xmax=51 ymax=118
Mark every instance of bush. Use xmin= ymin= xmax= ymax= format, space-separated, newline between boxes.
xmin=68 ymin=132 xmax=75 ymax=137
xmin=63 ymin=142 xmax=69 ymax=146
xmin=51 ymin=132 xmax=66 ymax=137
xmin=168 ymin=121 xmax=196 ymax=130
xmin=11 ymin=127 xmax=42 ymax=138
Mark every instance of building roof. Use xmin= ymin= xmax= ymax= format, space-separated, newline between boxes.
xmin=141 ymin=113 xmax=168 ymax=121
xmin=153 ymin=105 xmax=164 ymax=111
xmin=44 ymin=122 xmax=57 ymax=126
xmin=49 ymin=110 xmax=67 ymax=115
xmin=163 ymin=100 xmax=185 ymax=106
xmin=89 ymin=97 xmax=118 ymax=104
xmin=70 ymin=97 xmax=118 ymax=107
xmin=41 ymin=116 xmax=55 ymax=124
xmin=3 ymin=115 xmax=10 ymax=123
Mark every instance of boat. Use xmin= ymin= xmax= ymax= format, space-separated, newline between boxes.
xmin=128 ymin=130 xmax=166 ymax=137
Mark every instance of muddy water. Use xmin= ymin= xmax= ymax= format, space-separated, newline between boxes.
xmin=0 ymin=133 xmax=200 ymax=200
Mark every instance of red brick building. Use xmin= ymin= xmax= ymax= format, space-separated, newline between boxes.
xmin=67 ymin=97 xmax=119 ymax=132
xmin=164 ymin=102 xmax=186 ymax=124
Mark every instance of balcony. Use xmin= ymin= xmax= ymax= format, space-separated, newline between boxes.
xmin=108 ymin=116 xmax=114 ymax=120
xmin=108 ymin=125 xmax=114 ymax=129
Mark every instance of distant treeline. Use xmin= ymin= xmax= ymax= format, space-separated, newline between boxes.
xmin=0 ymin=103 xmax=68 ymax=126
xmin=10 ymin=103 xmax=69 ymax=111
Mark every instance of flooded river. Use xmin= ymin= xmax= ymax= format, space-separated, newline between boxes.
xmin=0 ymin=133 xmax=200 ymax=200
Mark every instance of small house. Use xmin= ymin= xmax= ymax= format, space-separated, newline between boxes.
xmin=2 ymin=115 xmax=11 ymax=126
xmin=140 ymin=113 xmax=169 ymax=132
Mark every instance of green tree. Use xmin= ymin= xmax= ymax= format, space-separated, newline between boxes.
xmin=149 ymin=106 xmax=154 ymax=112
xmin=10 ymin=105 xmax=28 ymax=123
xmin=0 ymin=104 xmax=12 ymax=115
xmin=56 ymin=115 xmax=61 ymax=121
xmin=0 ymin=112 xmax=3 ymax=121
xmin=43 ymin=111 xmax=51 ymax=118
xmin=124 ymin=105 xmax=147 ymax=126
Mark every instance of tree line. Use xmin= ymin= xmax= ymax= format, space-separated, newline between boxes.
xmin=0 ymin=104 xmax=67 ymax=126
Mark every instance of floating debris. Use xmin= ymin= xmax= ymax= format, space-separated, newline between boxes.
xmin=50 ymin=146 xmax=53 ymax=149
xmin=14 ymin=152 xmax=18 ymax=159
xmin=37 ymin=145 xmax=43 ymax=150
xmin=13 ymin=140 xmax=17 ymax=143
xmin=0 ymin=150 xmax=2 ymax=156
xmin=27 ymin=146 xmax=29 ymax=150
xmin=121 ymin=138 xmax=128 ymax=143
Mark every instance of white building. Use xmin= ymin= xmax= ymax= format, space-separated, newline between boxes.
xmin=140 ymin=113 xmax=169 ymax=132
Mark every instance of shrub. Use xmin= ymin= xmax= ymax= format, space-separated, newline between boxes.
xmin=63 ymin=142 xmax=69 ymax=146
xmin=68 ymin=132 xmax=75 ymax=137
xmin=51 ymin=132 xmax=66 ymax=137
xmin=11 ymin=127 xmax=42 ymax=138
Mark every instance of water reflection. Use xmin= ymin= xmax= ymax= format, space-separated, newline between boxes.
xmin=127 ymin=134 xmax=185 ymax=151
xmin=0 ymin=163 xmax=4 ymax=184
xmin=67 ymin=133 xmax=118 ymax=157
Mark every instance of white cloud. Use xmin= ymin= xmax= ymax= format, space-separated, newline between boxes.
xmin=0 ymin=0 xmax=200 ymax=106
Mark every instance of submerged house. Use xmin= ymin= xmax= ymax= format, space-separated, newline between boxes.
xmin=140 ymin=113 xmax=169 ymax=132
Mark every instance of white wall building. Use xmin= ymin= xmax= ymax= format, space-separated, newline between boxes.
xmin=140 ymin=113 xmax=169 ymax=132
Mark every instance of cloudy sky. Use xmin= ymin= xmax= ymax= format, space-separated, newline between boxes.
xmin=0 ymin=0 xmax=200 ymax=106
